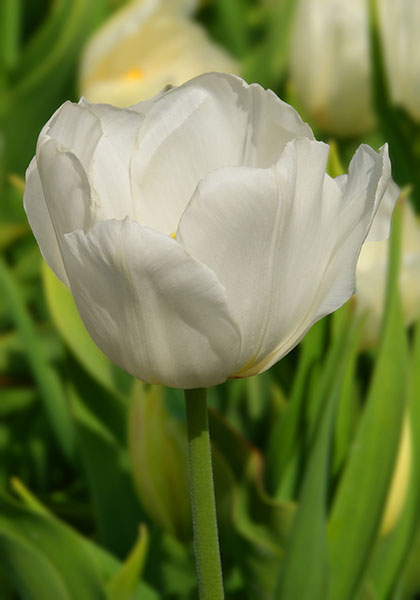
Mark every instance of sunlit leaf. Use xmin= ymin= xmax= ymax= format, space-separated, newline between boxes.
xmin=106 ymin=524 xmax=149 ymax=600
xmin=328 ymin=202 xmax=407 ymax=600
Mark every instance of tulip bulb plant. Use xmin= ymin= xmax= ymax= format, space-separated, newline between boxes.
xmin=24 ymin=73 xmax=398 ymax=598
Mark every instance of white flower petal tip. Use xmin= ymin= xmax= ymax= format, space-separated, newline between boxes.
xmin=366 ymin=145 xmax=400 ymax=242
xmin=24 ymin=72 xmax=397 ymax=387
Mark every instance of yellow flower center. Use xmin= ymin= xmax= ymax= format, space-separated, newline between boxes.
xmin=121 ymin=67 xmax=144 ymax=82
xmin=169 ymin=231 xmax=176 ymax=239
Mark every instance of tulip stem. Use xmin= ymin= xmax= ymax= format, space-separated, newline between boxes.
xmin=184 ymin=388 xmax=224 ymax=600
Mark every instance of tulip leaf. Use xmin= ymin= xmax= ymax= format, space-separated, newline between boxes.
xmin=232 ymin=480 xmax=295 ymax=599
xmin=128 ymin=383 xmax=191 ymax=541
xmin=0 ymin=0 xmax=21 ymax=74
xmin=331 ymin=312 xmax=366 ymax=477
xmin=214 ymin=0 xmax=248 ymax=57
xmin=0 ymin=255 xmax=75 ymax=461
xmin=274 ymin=308 xmax=355 ymax=502
xmin=106 ymin=524 xmax=149 ymax=600
xmin=327 ymin=203 xmax=407 ymax=600
xmin=326 ymin=141 xmax=346 ymax=178
xmin=0 ymin=488 xmax=160 ymax=600
xmin=0 ymin=492 xmax=106 ymax=600
xmin=209 ymin=407 xmax=295 ymax=598
xmin=368 ymin=317 xmax=420 ymax=598
xmin=275 ymin=386 xmax=331 ymax=600
xmin=276 ymin=307 xmax=364 ymax=600
xmin=42 ymin=261 xmax=131 ymax=395
xmin=0 ymin=388 xmax=36 ymax=416
xmin=242 ymin=0 xmax=297 ymax=88
xmin=159 ymin=534 xmax=197 ymax=598
xmin=69 ymin=384 xmax=145 ymax=558
xmin=265 ymin=317 xmax=326 ymax=499
xmin=0 ymin=533 xmax=70 ymax=600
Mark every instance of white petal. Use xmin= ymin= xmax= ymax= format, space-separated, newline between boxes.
xmin=365 ymin=151 xmax=399 ymax=242
xmin=62 ymin=219 xmax=241 ymax=388
xmin=314 ymin=144 xmax=395 ymax=319
xmin=130 ymin=72 xmax=314 ymax=234
xmin=36 ymin=137 xmax=98 ymax=239
xmin=178 ymin=138 xmax=343 ymax=375
xmin=23 ymin=157 xmax=69 ymax=286
xmin=77 ymin=99 xmax=144 ymax=220
xmin=40 ymin=102 xmax=102 ymax=171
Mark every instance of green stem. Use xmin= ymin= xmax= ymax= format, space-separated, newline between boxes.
xmin=184 ymin=388 xmax=224 ymax=600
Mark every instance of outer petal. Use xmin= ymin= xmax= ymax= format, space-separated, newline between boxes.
xmin=130 ymin=72 xmax=314 ymax=234
xmin=23 ymin=157 xmax=69 ymax=286
xmin=61 ymin=219 xmax=241 ymax=388
xmin=77 ymin=99 xmax=144 ymax=220
xmin=40 ymin=102 xmax=103 ymax=171
xmin=36 ymin=137 xmax=98 ymax=238
xmin=178 ymin=138 xmax=393 ymax=376
xmin=335 ymin=145 xmax=398 ymax=243
xmin=366 ymin=176 xmax=399 ymax=242
xmin=178 ymin=138 xmax=341 ymax=373
xmin=310 ymin=144 xmax=395 ymax=320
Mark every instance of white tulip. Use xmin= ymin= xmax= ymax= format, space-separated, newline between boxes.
xmin=290 ymin=0 xmax=375 ymax=137
xmin=290 ymin=0 xmax=420 ymax=135
xmin=24 ymin=73 xmax=397 ymax=388
xmin=79 ymin=0 xmax=238 ymax=107
xmin=356 ymin=197 xmax=420 ymax=347
xmin=378 ymin=0 xmax=420 ymax=122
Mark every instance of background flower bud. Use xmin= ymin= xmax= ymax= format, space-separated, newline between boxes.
xmin=79 ymin=0 xmax=239 ymax=106
xmin=378 ymin=0 xmax=420 ymax=123
xmin=290 ymin=0 xmax=375 ymax=137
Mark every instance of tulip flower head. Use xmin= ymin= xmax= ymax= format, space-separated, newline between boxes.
xmin=79 ymin=0 xmax=238 ymax=106
xmin=24 ymin=73 xmax=398 ymax=388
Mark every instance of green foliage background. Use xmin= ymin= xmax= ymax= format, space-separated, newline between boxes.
xmin=0 ymin=1 xmax=420 ymax=599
